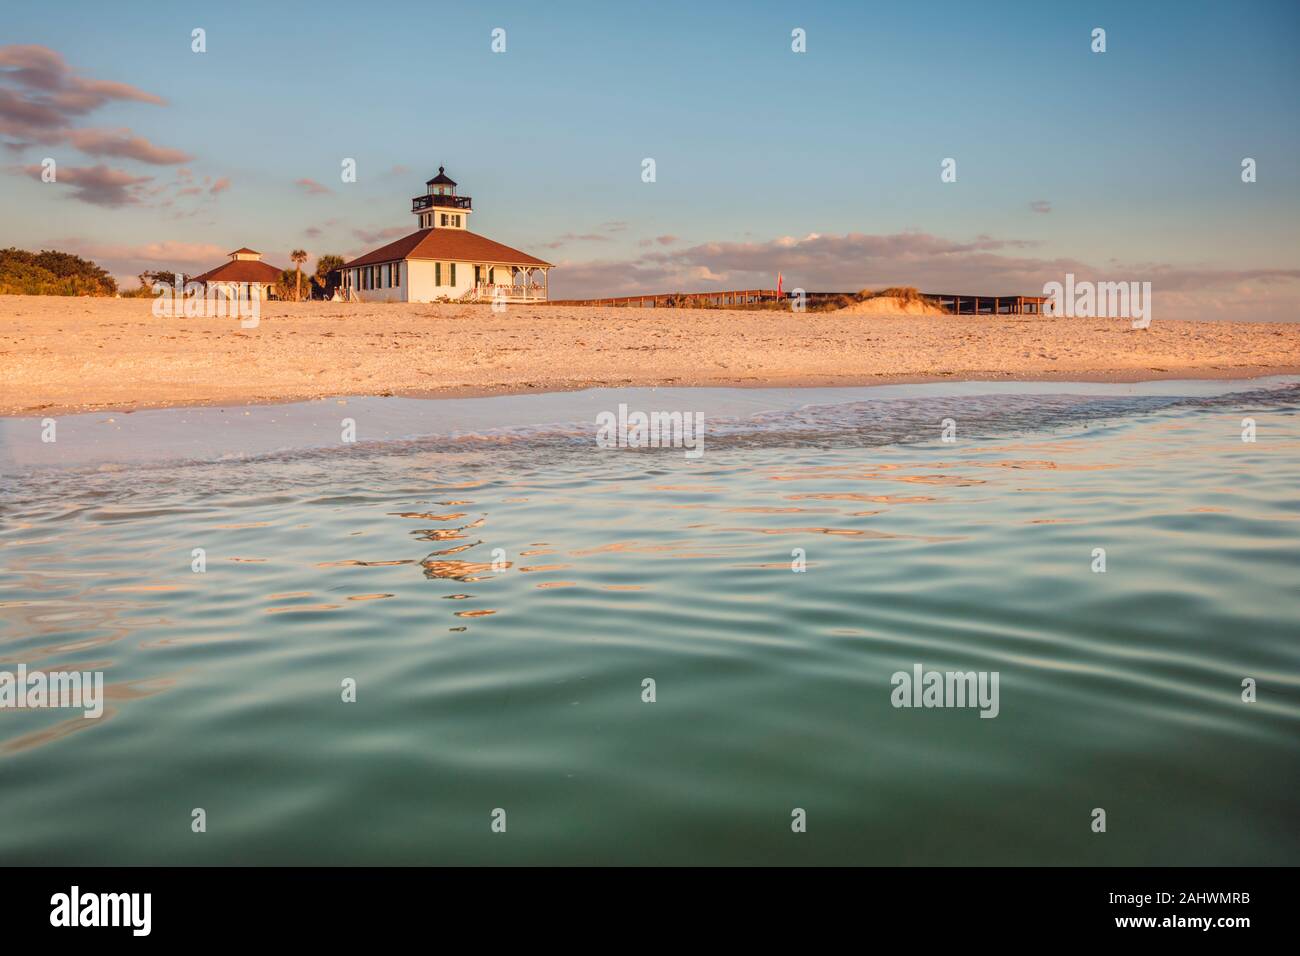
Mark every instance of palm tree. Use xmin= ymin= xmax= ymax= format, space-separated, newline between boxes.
xmin=290 ymin=249 xmax=307 ymax=301
xmin=311 ymin=254 xmax=345 ymax=300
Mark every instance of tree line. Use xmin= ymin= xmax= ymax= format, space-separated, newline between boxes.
xmin=0 ymin=248 xmax=117 ymax=296
xmin=0 ymin=247 xmax=348 ymax=300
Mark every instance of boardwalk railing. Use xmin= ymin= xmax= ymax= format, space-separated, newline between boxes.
xmin=925 ymin=293 xmax=1051 ymax=315
xmin=549 ymin=289 xmax=785 ymax=308
xmin=548 ymin=289 xmax=1052 ymax=314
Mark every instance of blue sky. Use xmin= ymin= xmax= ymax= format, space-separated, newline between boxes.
xmin=2 ymin=0 xmax=1297 ymax=315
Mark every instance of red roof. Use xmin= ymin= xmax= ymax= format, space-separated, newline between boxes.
xmin=192 ymin=259 xmax=283 ymax=284
xmin=227 ymin=247 xmax=261 ymax=256
xmin=343 ymin=229 xmax=551 ymax=269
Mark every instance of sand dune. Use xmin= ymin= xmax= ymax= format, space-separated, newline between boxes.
xmin=1 ymin=294 xmax=1297 ymax=416
xmin=836 ymin=295 xmax=948 ymax=316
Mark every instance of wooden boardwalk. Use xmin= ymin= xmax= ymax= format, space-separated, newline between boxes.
xmin=927 ymin=293 xmax=1051 ymax=315
xmin=548 ymin=289 xmax=787 ymax=308
xmin=548 ymin=289 xmax=1050 ymax=314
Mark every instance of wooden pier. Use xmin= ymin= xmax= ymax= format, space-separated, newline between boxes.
xmin=926 ymin=293 xmax=1051 ymax=315
xmin=548 ymin=289 xmax=1051 ymax=314
xmin=548 ymin=289 xmax=788 ymax=308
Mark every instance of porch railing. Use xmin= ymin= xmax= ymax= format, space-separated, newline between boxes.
xmin=461 ymin=282 xmax=547 ymax=303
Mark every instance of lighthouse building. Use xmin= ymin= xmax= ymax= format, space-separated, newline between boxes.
xmin=341 ymin=168 xmax=552 ymax=303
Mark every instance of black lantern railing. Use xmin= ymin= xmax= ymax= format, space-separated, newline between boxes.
xmin=412 ymin=194 xmax=472 ymax=212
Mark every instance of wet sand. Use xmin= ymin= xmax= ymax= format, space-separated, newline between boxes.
xmin=8 ymin=379 xmax=1294 ymax=472
xmin=2 ymin=294 xmax=1298 ymax=416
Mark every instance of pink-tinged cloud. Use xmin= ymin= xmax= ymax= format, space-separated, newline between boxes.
xmin=0 ymin=45 xmax=164 ymax=140
xmin=0 ymin=122 xmax=190 ymax=165
xmin=0 ymin=86 xmax=64 ymax=130
xmin=541 ymin=220 xmax=636 ymax=249
xmin=17 ymin=162 xmax=152 ymax=206
xmin=0 ymin=45 xmax=192 ymax=186
xmin=47 ymin=237 xmax=277 ymax=288
xmin=614 ymin=231 xmax=1046 ymax=292
xmin=61 ymin=127 xmax=191 ymax=164
xmin=1029 ymin=200 xmax=1052 ymax=214
xmin=352 ymin=225 xmax=407 ymax=245
xmin=0 ymin=46 xmax=162 ymax=117
xmin=296 ymin=177 xmax=331 ymax=195
xmin=209 ymin=176 xmax=230 ymax=195
xmin=541 ymin=232 xmax=614 ymax=249
xmin=0 ymin=45 xmax=163 ymax=109
xmin=51 ymin=238 xmax=230 ymax=267
xmin=303 ymin=218 xmax=341 ymax=240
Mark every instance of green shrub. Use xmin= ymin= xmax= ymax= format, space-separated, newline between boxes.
xmin=0 ymin=247 xmax=117 ymax=296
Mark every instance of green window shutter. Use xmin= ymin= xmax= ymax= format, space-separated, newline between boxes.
xmin=435 ymin=262 xmax=442 ymax=286
xmin=450 ymin=263 xmax=456 ymax=286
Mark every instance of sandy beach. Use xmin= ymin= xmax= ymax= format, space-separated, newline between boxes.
xmin=1 ymin=294 xmax=1297 ymax=416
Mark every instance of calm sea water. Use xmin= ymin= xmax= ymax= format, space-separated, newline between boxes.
xmin=1 ymin=381 xmax=1297 ymax=865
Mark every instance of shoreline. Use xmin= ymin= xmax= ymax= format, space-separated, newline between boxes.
xmin=6 ymin=365 xmax=1300 ymax=419
xmin=3 ymin=295 xmax=1298 ymax=418
xmin=6 ymin=377 xmax=1297 ymax=472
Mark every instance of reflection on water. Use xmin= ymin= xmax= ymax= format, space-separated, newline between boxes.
xmin=0 ymin=385 xmax=1298 ymax=864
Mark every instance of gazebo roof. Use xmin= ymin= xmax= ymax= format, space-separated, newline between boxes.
xmin=192 ymin=258 xmax=282 ymax=284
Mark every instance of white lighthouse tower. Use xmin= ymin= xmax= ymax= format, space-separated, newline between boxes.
xmin=412 ymin=166 xmax=471 ymax=231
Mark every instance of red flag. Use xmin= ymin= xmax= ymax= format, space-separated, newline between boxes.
xmin=777 ymin=272 xmax=783 ymax=297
